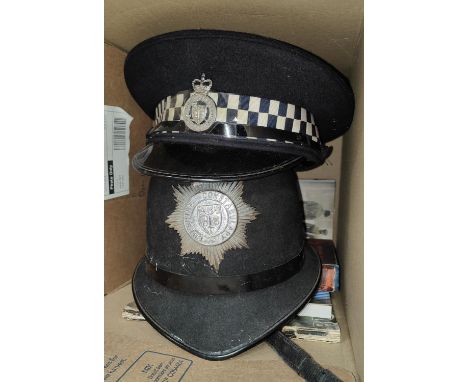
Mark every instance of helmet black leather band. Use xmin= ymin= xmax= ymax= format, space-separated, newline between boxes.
xmin=145 ymin=250 xmax=305 ymax=295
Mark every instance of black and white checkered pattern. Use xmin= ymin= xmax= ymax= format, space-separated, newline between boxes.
xmin=154 ymin=91 xmax=319 ymax=142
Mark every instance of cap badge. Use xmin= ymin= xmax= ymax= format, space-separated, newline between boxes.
xmin=166 ymin=181 xmax=258 ymax=271
xmin=182 ymin=74 xmax=217 ymax=132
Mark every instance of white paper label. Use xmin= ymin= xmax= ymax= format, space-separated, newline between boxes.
xmin=104 ymin=106 xmax=133 ymax=200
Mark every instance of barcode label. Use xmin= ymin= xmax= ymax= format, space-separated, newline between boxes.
xmin=113 ymin=117 xmax=127 ymax=151
xmin=105 ymin=106 xmax=133 ymax=200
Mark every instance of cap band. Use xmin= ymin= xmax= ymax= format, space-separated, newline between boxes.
xmin=154 ymin=90 xmax=320 ymax=141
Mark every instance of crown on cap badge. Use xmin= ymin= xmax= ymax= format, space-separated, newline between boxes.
xmin=182 ymin=74 xmax=217 ymax=132
xmin=192 ymin=73 xmax=212 ymax=94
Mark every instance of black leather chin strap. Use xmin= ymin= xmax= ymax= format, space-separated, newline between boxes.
xmin=148 ymin=121 xmax=321 ymax=149
xmin=267 ymin=331 xmax=342 ymax=382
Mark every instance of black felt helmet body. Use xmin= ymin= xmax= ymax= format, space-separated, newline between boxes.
xmin=132 ymin=170 xmax=321 ymax=359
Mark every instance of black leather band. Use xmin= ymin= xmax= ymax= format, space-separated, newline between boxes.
xmin=145 ymin=251 xmax=305 ymax=295
xmin=147 ymin=121 xmax=322 ymax=149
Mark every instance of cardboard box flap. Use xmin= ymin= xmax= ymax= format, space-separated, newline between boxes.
xmin=104 ymin=0 xmax=363 ymax=75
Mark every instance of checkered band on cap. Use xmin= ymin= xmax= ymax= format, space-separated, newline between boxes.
xmin=154 ymin=90 xmax=320 ymax=142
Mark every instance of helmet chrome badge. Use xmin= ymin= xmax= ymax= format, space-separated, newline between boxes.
xmin=166 ymin=181 xmax=258 ymax=271
xmin=182 ymin=74 xmax=217 ymax=132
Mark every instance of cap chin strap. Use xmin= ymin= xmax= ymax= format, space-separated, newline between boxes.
xmin=148 ymin=121 xmax=321 ymax=148
xmin=267 ymin=331 xmax=342 ymax=382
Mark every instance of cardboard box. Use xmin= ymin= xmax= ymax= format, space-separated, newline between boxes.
xmin=104 ymin=1 xmax=364 ymax=379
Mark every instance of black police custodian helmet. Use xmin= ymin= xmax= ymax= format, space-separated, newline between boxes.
xmin=132 ymin=170 xmax=321 ymax=359
xmin=125 ymin=30 xmax=355 ymax=181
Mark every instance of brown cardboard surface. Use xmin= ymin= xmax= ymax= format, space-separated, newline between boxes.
xmin=104 ymin=0 xmax=363 ymax=76
xmin=337 ymin=30 xmax=364 ymax=380
xmin=104 ymin=44 xmax=152 ymax=293
xmin=105 ymin=284 xmax=358 ymax=381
